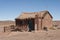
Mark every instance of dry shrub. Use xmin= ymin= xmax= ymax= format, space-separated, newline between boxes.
xmin=49 ymin=27 xmax=56 ymax=30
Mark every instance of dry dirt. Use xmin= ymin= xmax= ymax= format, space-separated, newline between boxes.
xmin=0 ymin=29 xmax=60 ymax=40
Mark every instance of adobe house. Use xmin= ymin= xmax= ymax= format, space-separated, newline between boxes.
xmin=15 ymin=11 xmax=53 ymax=32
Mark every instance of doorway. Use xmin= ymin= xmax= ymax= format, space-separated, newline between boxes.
xmin=28 ymin=19 xmax=35 ymax=32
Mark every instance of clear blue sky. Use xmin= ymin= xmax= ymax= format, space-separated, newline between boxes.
xmin=0 ymin=0 xmax=60 ymax=21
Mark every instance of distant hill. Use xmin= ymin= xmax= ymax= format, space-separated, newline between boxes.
xmin=0 ymin=20 xmax=15 ymax=27
xmin=0 ymin=20 xmax=60 ymax=27
xmin=53 ymin=21 xmax=60 ymax=28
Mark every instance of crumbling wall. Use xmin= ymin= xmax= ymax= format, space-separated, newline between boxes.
xmin=4 ymin=26 xmax=11 ymax=32
xmin=0 ymin=26 xmax=4 ymax=32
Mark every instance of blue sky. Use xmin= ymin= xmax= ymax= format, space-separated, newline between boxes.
xmin=0 ymin=0 xmax=60 ymax=21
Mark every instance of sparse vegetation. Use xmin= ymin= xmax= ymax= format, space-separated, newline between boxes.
xmin=49 ymin=27 xmax=56 ymax=30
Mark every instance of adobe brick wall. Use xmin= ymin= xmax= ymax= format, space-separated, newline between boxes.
xmin=38 ymin=18 xmax=42 ymax=30
xmin=42 ymin=13 xmax=52 ymax=29
xmin=35 ymin=15 xmax=42 ymax=31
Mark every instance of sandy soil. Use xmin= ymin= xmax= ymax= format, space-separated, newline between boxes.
xmin=0 ymin=29 xmax=60 ymax=40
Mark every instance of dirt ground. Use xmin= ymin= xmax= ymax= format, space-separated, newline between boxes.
xmin=0 ymin=29 xmax=60 ymax=40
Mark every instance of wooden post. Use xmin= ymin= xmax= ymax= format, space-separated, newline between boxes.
xmin=35 ymin=15 xmax=39 ymax=31
xmin=4 ymin=27 xmax=5 ymax=32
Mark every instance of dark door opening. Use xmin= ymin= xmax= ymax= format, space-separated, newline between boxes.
xmin=28 ymin=19 xmax=35 ymax=32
